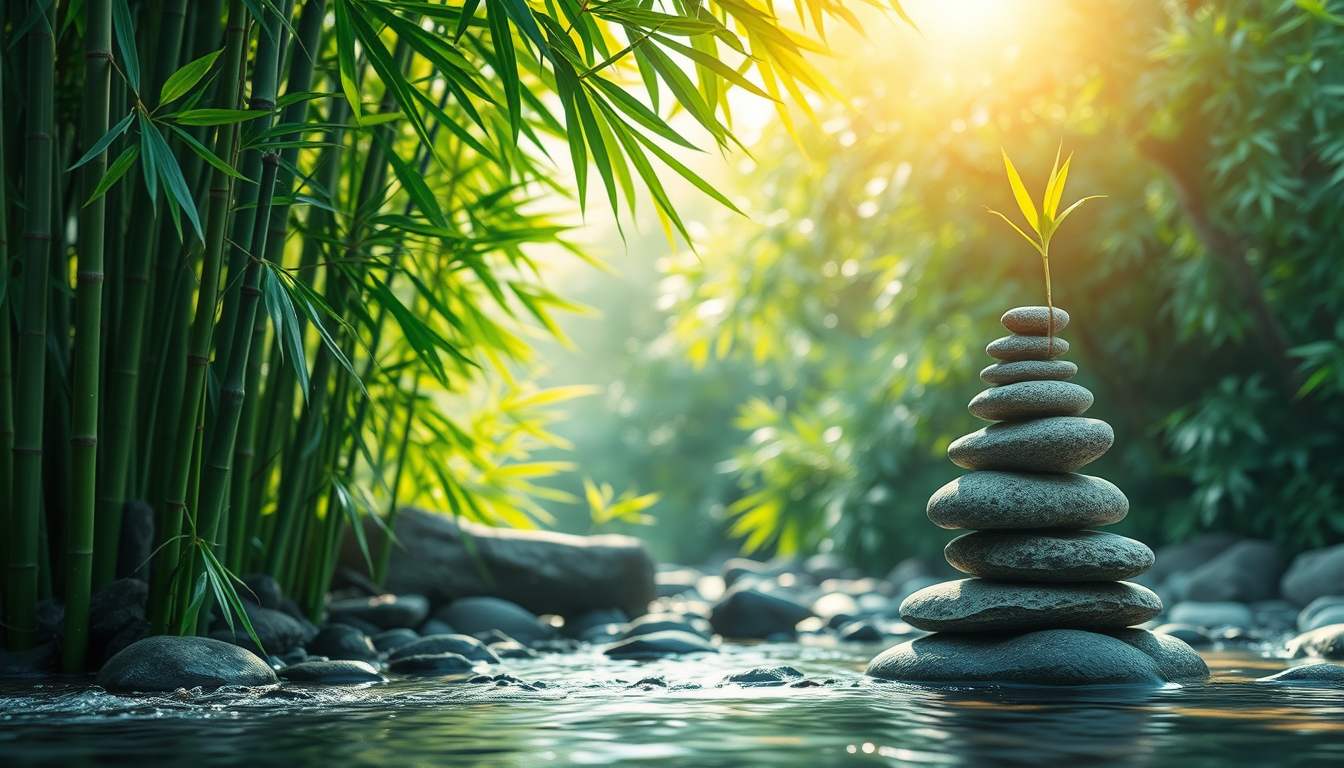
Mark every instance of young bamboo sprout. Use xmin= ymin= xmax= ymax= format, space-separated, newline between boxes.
xmin=987 ymin=146 xmax=1104 ymax=349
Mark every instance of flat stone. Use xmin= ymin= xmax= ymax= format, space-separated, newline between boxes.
xmin=307 ymin=624 xmax=379 ymax=662
xmin=899 ymin=579 xmax=1162 ymax=632
xmin=1258 ymin=663 xmax=1344 ymax=684
xmin=1288 ymin=624 xmax=1344 ymax=660
xmin=980 ymin=360 xmax=1078 ymax=386
xmin=371 ymin=628 xmax=420 ymax=653
xmin=968 ymin=381 xmax=1093 ymax=422
xmin=1104 ymin=628 xmax=1210 ymax=682
xmin=434 ymin=597 xmax=554 ymax=645
xmin=1001 ymin=306 xmax=1071 ymax=336
xmin=986 ymin=335 xmax=1069 ymax=362
xmin=709 ymin=585 xmax=814 ymax=639
xmin=604 ymin=630 xmax=717 ymax=658
xmin=865 ymin=629 xmax=1166 ymax=686
xmin=723 ymin=666 xmax=803 ymax=686
xmin=387 ymin=652 xmax=477 ymax=675
xmin=1166 ymin=601 xmax=1253 ymax=629
xmin=328 ymin=594 xmax=429 ymax=631
xmin=278 ymin=660 xmax=386 ymax=684
xmin=387 ymin=633 xmax=501 ymax=663
xmin=945 ymin=530 xmax=1154 ymax=582
xmin=928 ymin=472 xmax=1128 ymax=530
xmin=948 ymin=417 xmax=1113 ymax=473
xmin=96 ymin=636 xmax=278 ymax=692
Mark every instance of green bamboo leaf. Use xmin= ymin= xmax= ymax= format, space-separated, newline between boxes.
xmin=275 ymin=90 xmax=335 ymax=110
xmin=488 ymin=0 xmax=522 ymax=143
xmin=986 ymin=208 xmax=1044 ymax=254
xmin=650 ymin=34 xmax=777 ymax=101
xmin=375 ymin=133 xmax=447 ymax=228
xmin=160 ymin=47 xmax=224 ymax=107
xmin=138 ymin=115 xmax=159 ymax=203
xmin=1051 ymin=195 xmax=1106 ymax=228
xmin=334 ymin=0 xmax=363 ymax=124
xmin=285 ymin=276 xmax=369 ymax=399
xmin=263 ymin=265 xmax=311 ymax=398
xmin=201 ymin=546 xmax=265 ymax=655
xmin=455 ymin=0 xmax=483 ymax=42
xmin=170 ymin=125 xmax=251 ymax=181
xmin=171 ymin=108 xmax=270 ymax=126
xmin=589 ymin=76 xmax=698 ymax=149
xmin=69 ymin=111 xmax=135 ymax=171
xmin=179 ymin=571 xmax=211 ymax=636
xmin=84 ymin=143 xmax=140 ymax=207
xmin=495 ymin=0 xmax=549 ymax=59
xmin=112 ymin=0 xmax=141 ymax=91
xmin=142 ymin=119 xmax=204 ymax=240
xmin=332 ymin=477 xmax=374 ymax=574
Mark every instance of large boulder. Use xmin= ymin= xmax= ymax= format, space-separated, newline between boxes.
xmin=1281 ymin=544 xmax=1344 ymax=606
xmin=342 ymin=508 xmax=655 ymax=618
xmin=710 ymin=585 xmax=813 ymax=639
xmin=1142 ymin=532 xmax=1242 ymax=586
xmin=97 ymin=636 xmax=277 ymax=691
xmin=87 ymin=578 xmax=149 ymax=666
xmin=328 ymin=594 xmax=429 ymax=631
xmin=434 ymin=597 xmax=554 ymax=645
xmin=1182 ymin=540 xmax=1288 ymax=603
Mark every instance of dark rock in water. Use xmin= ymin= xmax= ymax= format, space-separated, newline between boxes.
xmin=579 ymin=623 xmax=625 ymax=644
xmin=489 ymin=640 xmax=537 ymax=659
xmin=724 ymin=666 xmax=803 ymax=686
xmin=325 ymin=614 xmax=381 ymax=638
xmin=623 ymin=613 xmax=712 ymax=640
xmin=387 ymin=652 xmax=477 ymax=675
xmin=948 ymin=417 xmax=1113 ymax=474
xmin=278 ymin=660 xmax=386 ymax=684
xmin=986 ymin=335 xmax=1070 ymax=362
xmin=116 ymin=499 xmax=155 ymax=581
xmin=371 ymin=628 xmax=420 ymax=653
xmin=388 ymin=633 xmax=500 ymax=663
xmin=1105 ymin=628 xmax=1210 ymax=682
xmin=928 ymin=472 xmax=1127 ymax=531
xmin=0 ymin=644 xmax=55 ymax=677
xmin=900 ymin=579 xmax=1162 ymax=632
xmin=1258 ymin=663 xmax=1344 ymax=684
xmin=105 ymin=619 xmax=151 ymax=662
xmin=968 ymin=381 xmax=1094 ymax=422
xmin=307 ymin=625 xmax=379 ymax=662
xmin=37 ymin=599 xmax=64 ymax=645
xmin=1299 ymin=597 xmax=1344 ymax=633
xmin=212 ymin=601 xmax=315 ymax=657
xmin=944 ymin=530 xmax=1153 ymax=582
xmin=1287 ymin=624 xmax=1344 ymax=660
xmin=1143 ymin=532 xmax=1242 ymax=587
xmin=344 ymin=508 xmax=656 ymax=619
xmin=435 ymin=597 xmax=554 ymax=645
xmin=866 ymin=629 xmax=1166 ymax=686
xmin=563 ymin=608 xmax=629 ymax=639
xmin=1183 ymin=540 xmax=1288 ymax=603
xmin=1281 ymin=543 xmax=1344 ymax=607
xmin=97 ymin=636 xmax=278 ymax=691
xmin=328 ymin=594 xmax=429 ymax=631
xmin=710 ymin=586 xmax=814 ymax=639
xmin=1000 ymin=306 xmax=1071 ymax=336
xmin=604 ymin=630 xmax=717 ymax=658
xmin=88 ymin=578 xmax=149 ymax=665
xmin=417 ymin=618 xmax=455 ymax=636
xmin=1166 ymin=601 xmax=1252 ymax=629
xmin=980 ymin=360 xmax=1078 ymax=386
xmin=1153 ymin=623 xmax=1214 ymax=648
xmin=838 ymin=620 xmax=884 ymax=643
xmin=241 ymin=573 xmax=284 ymax=610
xmin=721 ymin=558 xmax=790 ymax=589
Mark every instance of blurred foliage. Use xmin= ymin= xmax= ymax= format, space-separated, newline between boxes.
xmin=549 ymin=0 xmax=1344 ymax=568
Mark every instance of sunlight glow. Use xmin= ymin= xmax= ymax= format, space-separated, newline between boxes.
xmin=905 ymin=0 xmax=1027 ymax=45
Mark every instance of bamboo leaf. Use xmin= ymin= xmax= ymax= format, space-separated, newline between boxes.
xmin=263 ymin=265 xmax=311 ymax=399
xmin=986 ymin=208 xmax=1045 ymax=254
xmin=111 ymin=0 xmax=140 ymax=92
xmin=488 ymin=0 xmax=522 ymax=143
xmin=69 ymin=111 xmax=135 ymax=171
xmin=1051 ymin=195 xmax=1106 ymax=228
xmin=455 ymin=0 xmax=483 ymax=42
xmin=83 ymin=144 xmax=139 ymax=207
xmin=1046 ymin=154 xmax=1072 ymax=221
xmin=170 ymin=125 xmax=251 ymax=181
xmin=142 ymin=119 xmax=204 ymax=240
xmin=201 ymin=546 xmax=265 ymax=655
xmin=332 ymin=476 xmax=374 ymax=574
xmin=1001 ymin=149 xmax=1039 ymax=234
xmin=160 ymin=47 xmax=224 ymax=107
xmin=171 ymin=108 xmax=271 ymax=126
xmin=334 ymin=0 xmax=362 ymax=124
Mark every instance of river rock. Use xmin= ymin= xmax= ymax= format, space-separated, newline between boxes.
xmin=980 ymin=360 xmax=1078 ymax=386
xmin=1258 ymin=663 xmax=1344 ymax=684
xmin=97 ymin=636 xmax=278 ymax=691
xmin=709 ymin=585 xmax=814 ymax=639
xmin=1287 ymin=624 xmax=1344 ymax=660
xmin=563 ymin=608 xmax=629 ymax=638
xmin=986 ymin=335 xmax=1070 ymax=362
xmin=623 ymin=613 xmax=712 ymax=640
xmin=116 ymin=499 xmax=155 ymax=581
xmin=900 ymin=579 xmax=1161 ymax=632
xmin=388 ymin=652 xmax=477 ymax=675
xmin=1299 ymin=597 xmax=1344 ymax=633
xmin=0 ymin=644 xmax=55 ymax=677
xmin=434 ymin=597 xmax=553 ymax=645
xmin=328 ymin=594 xmax=429 ymax=631
xmin=1104 ymin=628 xmax=1210 ymax=682
xmin=866 ymin=629 xmax=1166 ymax=686
xmin=1153 ymin=623 xmax=1214 ymax=647
xmin=1281 ymin=544 xmax=1344 ymax=606
xmin=307 ymin=624 xmax=379 ymax=662
xmin=927 ymin=472 xmax=1127 ymax=530
xmin=1001 ymin=306 xmax=1071 ymax=336
xmin=278 ymin=660 xmax=386 ymax=684
xmin=1143 ymin=532 xmax=1242 ymax=587
xmin=241 ymin=573 xmax=283 ymax=610
xmin=388 ymin=633 xmax=500 ymax=663
xmin=344 ymin=508 xmax=655 ymax=618
xmin=968 ymin=381 xmax=1094 ymax=422
xmin=813 ymin=592 xmax=863 ymax=622
xmin=948 ymin=417 xmax=1113 ymax=473
xmin=723 ymin=666 xmax=803 ymax=686
xmin=1182 ymin=540 xmax=1288 ymax=603
xmin=371 ymin=628 xmax=420 ymax=653
xmin=88 ymin=578 xmax=149 ymax=666
xmin=944 ymin=530 xmax=1153 ymax=582
xmin=604 ymin=630 xmax=717 ymax=658
xmin=1166 ymin=601 xmax=1253 ymax=629
xmin=212 ymin=601 xmax=315 ymax=657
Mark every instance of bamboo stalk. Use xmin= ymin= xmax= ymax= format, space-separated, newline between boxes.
xmin=63 ymin=0 xmax=113 ymax=674
xmin=8 ymin=0 xmax=56 ymax=651
xmin=0 ymin=0 xmax=13 ymax=618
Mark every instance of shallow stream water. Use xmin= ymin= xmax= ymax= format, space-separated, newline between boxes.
xmin=2 ymin=643 xmax=1342 ymax=767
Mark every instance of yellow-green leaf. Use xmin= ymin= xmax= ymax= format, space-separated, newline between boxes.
xmin=1002 ymin=149 xmax=1039 ymax=234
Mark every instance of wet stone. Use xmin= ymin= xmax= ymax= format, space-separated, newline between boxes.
xmin=1001 ymin=306 xmax=1071 ymax=336
xmin=96 ymin=636 xmax=278 ymax=692
xmin=371 ymin=628 xmax=420 ymax=653
xmin=604 ymin=630 xmax=717 ymax=659
xmin=968 ymin=380 xmax=1093 ymax=422
xmin=1288 ymin=624 xmax=1344 ymax=660
xmin=307 ymin=624 xmax=379 ymax=662
xmin=944 ymin=530 xmax=1154 ymax=582
xmin=948 ymin=417 xmax=1113 ymax=474
xmin=387 ymin=652 xmax=477 ymax=675
xmin=278 ymin=660 xmax=386 ymax=684
xmin=899 ymin=579 xmax=1162 ymax=633
xmin=723 ymin=666 xmax=803 ymax=686
xmin=1258 ymin=663 xmax=1344 ymax=684
xmin=980 ymin=359 xmax=1079 ymax=386
xmin=927 ymin=472 xmax=1128 ymax=530
xmin=1104 ymin=628 xmax=1209 ymax=682
xmin=388 ymin=634 xmax=501 ymax=663
xmin=986 ymin=335 xmax=1070 ymax=362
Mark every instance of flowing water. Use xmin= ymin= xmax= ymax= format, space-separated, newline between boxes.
xmin=2 ymin=643 xmax=1342 ymax=767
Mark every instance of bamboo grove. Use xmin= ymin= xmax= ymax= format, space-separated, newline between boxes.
xmin=0 ymin=0 xmax=909 ymax=672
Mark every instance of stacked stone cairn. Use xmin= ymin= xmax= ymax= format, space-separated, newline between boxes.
xmin=866 ymin=307 xmax=1210 ymax=686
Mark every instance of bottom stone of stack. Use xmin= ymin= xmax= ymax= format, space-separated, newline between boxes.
xmin=865 ymin=628 xmax=1209 ymax=686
